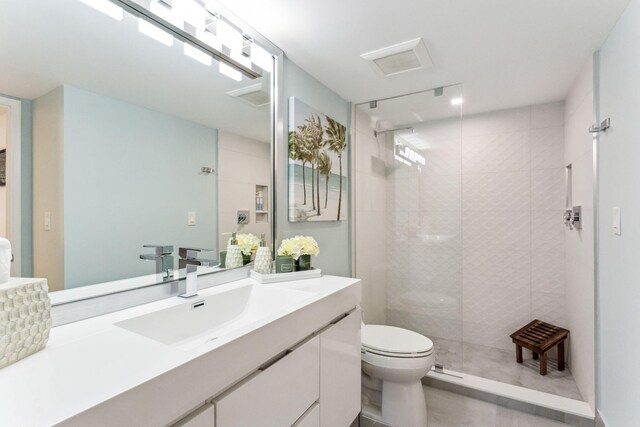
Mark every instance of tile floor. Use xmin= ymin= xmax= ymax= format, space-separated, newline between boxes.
xmin=433 ymin=338 xmax=583 ymax=400
xmin=359 ymin=385 xmax=576 ymax=427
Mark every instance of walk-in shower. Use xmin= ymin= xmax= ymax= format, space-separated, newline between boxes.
xmin=354 ymin=84 xmax=587 ymax=403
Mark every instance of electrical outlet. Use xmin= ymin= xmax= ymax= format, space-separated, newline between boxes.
xmin=237 ymin=210 xmax=250 ymax=225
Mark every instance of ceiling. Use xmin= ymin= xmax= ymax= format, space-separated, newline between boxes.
xmin=219 ymin=0 xmax=630 ymax=116
xmin=0 ymin=0 xmax=270 ymax=142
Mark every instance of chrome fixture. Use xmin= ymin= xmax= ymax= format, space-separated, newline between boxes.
xmin=201 ymin=166 xmax=214 ymax=174
xmin=178 ymin=247 xmax=216 ymax=298
xmin=139 ymin=244 xmax=174 ymax=280
xmin=589 ymin=117 xmax=611 ymax=133
xmin=571 ymin=206 xmax=582 ymax=230
xmin=374 ymin=127 xmax=414 ymax=137
xmin=100 ymin=0 xmax=273 ymax=79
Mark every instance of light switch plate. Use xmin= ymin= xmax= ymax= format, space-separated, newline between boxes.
xmin=612 ymin=207 xmax=621 ymax=235
xmin=188 ymin=211 xmax=196 ymax=226
xmin=44 ymin=211 xmax=51 ymax=231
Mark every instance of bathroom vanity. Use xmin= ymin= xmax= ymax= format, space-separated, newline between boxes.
xmin=0 ymin=275 xmax=361 ymax=426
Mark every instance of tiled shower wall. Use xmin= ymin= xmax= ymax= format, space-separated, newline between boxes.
xmin=382 ymin=102 xmax=566 ymax=353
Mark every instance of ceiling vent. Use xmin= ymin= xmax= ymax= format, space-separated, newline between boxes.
xmin=360 ymin=38 xmax=433 ymax=77
xmin=226 ymin=78 xmax=270 ymax=107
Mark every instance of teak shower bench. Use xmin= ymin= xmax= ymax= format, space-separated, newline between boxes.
xmin=510 ymin=320 xmax=569 ymax=376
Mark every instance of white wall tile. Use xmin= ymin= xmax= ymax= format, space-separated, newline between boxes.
xmin=570 ymin=150 xmax=594 ymax=210
xmin=532 ymin=126 xmax=565 ymax=169
xmin=462 ymin=106 xmax=531 ymax=137
xmin=462 ymin=171 xmax=530 ymax=212
xmin=463 ymin=210 xmax=531 ymax=252
xmin=532 ymin=290 xmax=566 ymax=327
xmin=463 ymin=248 xmax=531 ymax=291
xmin=564 ymin=92 xmax=594 ymax=164
xmin=422 ymin=137 xmax=462 ymax=176
xmin=531 ymin=168 xmax=565 ymax=211
xmin=419 ymin=174 xmax=462 ymax=212
xmin=531 ymin=211 xmax=565 ymax=254
xmin=563 ymin=56 xmax=595 ymax=410
xmin=462 ymin=131 xmax=530 ymax=174
xmin=532 ymin=250 xmax=565 ymax=293
xmin=531 ymin=102 xmax=565 ymax=129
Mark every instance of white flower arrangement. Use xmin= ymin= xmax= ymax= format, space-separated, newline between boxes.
xmin=230 ymin=233 xmax=260 ymax=256
xmin=277 ymin=235 xmax=320 ymax=260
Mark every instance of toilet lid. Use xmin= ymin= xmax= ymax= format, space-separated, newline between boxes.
xmin=362 ymin=325 xmax=433 ymax=355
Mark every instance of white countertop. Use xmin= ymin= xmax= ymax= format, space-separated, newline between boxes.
xmin=0 ymin=275 xmax=361 ymax=427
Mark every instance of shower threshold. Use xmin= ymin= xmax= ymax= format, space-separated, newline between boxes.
xmin=425 ymin=368 xmax=594 ymax=426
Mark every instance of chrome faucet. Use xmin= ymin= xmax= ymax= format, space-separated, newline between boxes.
xmin=178 ymin=247 xmax=217 ymax=298
xmin=139 ymin=244 xmax=174 ymax=280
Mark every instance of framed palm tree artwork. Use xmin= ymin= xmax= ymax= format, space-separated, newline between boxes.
xmin=288 ymin=97 xmax=347 ymax=222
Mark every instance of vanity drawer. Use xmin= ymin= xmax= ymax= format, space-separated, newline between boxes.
xmin=293 ymin=403 xmax=319 ymax=427
xmin=172 ymin=403 xmax=215 ymax=427
xmin=214 ymin=335 xmax=320 ymax=427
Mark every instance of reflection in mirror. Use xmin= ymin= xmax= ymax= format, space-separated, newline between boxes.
xmin=0 ymin=0 xmax=275 ymax=295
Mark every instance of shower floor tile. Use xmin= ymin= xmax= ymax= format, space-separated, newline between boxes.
xmin=433 ymin=337 xmax=584 ymax=401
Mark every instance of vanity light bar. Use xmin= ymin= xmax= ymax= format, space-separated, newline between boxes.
xmin=107 ymin=0 xmax=263 ymax=79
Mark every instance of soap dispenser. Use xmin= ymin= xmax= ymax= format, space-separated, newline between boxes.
xmin=253 ymin=234 xmax=272 ymax=275
xmin=225 ymin=232 xmax=244 ymax=269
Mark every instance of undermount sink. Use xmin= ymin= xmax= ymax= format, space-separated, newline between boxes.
xmin=115 ymin=283 xmax=315 ymax=350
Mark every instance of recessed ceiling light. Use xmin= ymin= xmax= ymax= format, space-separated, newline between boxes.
xmin=450 ymin=97 xmax=464 ymax=105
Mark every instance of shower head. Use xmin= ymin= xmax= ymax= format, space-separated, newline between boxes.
xmin=374 ymin=126 xmax=414 ymax=138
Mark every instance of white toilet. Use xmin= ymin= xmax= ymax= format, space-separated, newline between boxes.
xmin=361 ymin=324 xmax=434 ymax=427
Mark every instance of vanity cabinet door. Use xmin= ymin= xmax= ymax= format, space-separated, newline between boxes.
xmin=214 ymin=335 xmax=320 ymax=427
xmin=172 ymin=403 xmax=215 ymax=427
xmin=319 ymin=308 xmax=362 ymax=427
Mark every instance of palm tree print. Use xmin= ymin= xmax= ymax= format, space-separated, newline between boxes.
xmin=324 ymin=116 xmax=347 ymax=220
xmin=317 ymin=150 xmax=332 ymax=209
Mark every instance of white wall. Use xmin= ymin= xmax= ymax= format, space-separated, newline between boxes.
xmin=564 ymin=56 xmax=596 ymax=411
xmin=354 ymin=108 xmax=387 ymax=324
xmin=0 ymin=108 xmax=7 ymax=238
xmin=32 ymin=87 xmax=65 ymax=291
xmin=279 ymin=59 xmax=351 ymax=277
xmin=597 ymin=0 xmax=640 ymax=425
xmin=217 ymin=130 xmax=271 ymax=251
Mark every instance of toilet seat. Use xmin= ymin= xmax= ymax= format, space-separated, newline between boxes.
xmin=362 ymin=325 xmax=434 ymax=358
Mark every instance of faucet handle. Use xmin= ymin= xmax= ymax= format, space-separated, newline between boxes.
xmin=143 ymin=244 xmax=174 ymax=255
xmin=179 ymin=247 xmax=214 ymax=259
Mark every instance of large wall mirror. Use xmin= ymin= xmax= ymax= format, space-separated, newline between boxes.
xmin=0 ymin=0 xmax=279 ymax=298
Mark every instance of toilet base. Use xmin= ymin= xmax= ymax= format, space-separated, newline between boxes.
xmin=362 ymin=378 xmax=427 ymax=427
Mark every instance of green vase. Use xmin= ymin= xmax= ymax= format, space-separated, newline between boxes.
xmin=219 ymin=251 xmax=227 ymax=268
xmin=242 ymin=253 xmax=252 ymax=265
xmin=275 ymin=255 xmax=294 ymax=273
xmin=295 ymin=254 xmax=311 ymax=271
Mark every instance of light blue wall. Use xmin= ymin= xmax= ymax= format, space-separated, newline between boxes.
xmin=63 ymin=86 xmax=218 ymax=288
xmin=20 ymin=100 xmax=33 ymax=277
xmin=597 ymin=0 xmax=640 ymax=425
xmin=280 ymin=59 xmax=352 ymax=277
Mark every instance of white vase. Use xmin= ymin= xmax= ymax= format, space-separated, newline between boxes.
xmin=253 ymin=246 xmax=272 ymax=274
xmin=225 ymin=244 xmax=244 ymax=269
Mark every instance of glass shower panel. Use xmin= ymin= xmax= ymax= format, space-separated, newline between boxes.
xmin=355 ymin=85 xmax=463 ymax=370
